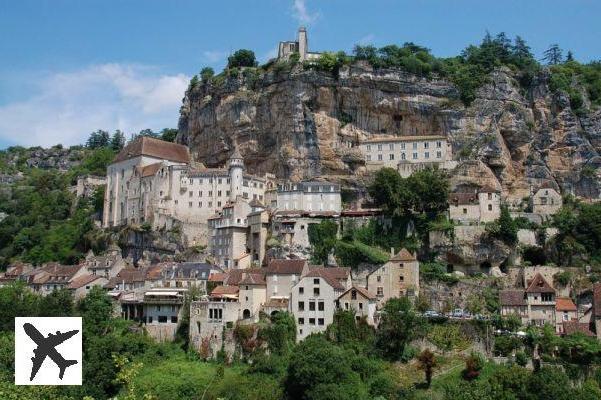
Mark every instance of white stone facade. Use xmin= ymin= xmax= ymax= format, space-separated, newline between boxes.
xmin=276 ymin=181 xmax=341 ymax=213
xmin=359 ymin=135 xmax=453 ymax=177
xmin=448 ymin=190 xmax=501 ymax=224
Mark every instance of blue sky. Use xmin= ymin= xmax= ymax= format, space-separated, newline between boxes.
xmin=1 ymin=0 xmax=600 ymax=148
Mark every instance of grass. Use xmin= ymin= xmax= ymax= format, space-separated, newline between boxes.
xmin=130 ymin=352 xmax=282 ymax=400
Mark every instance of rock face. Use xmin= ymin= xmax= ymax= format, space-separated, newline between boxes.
xmin=178 ymin=63 xmax=601 ymax=200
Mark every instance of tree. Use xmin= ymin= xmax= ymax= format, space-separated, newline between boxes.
xmin=462 ymin=352 xmax=484 ymax=381
xmin=159 ymin=128 xmax=178 ymax=143
xmin=307 ymin=220 xmax=338 ymax=265
xmin=417 ymin=349 xmax=437 ymax=387
xmin=375 ymin=297 xmax=426 ymax=360
xmin=285 ymin=335 xmax=369 ymax=400
xmin=543 ymin=44 xmax=563 ymax=65
xmin=512 ymin=36 xmax=533 ymax=62
xmin=86 ymin=130 xmax=110 ymax=149
xmin=110 ymin=130 xmax=126 ymax=151
xmin=258 ymin=311 xmax=296 ymax=355
xmin=200 ymin=67 xmax=214 ymax=83
xmin=566 ymin=50 xmax=575 ymax=62
xmin=227 ymin=49 xmax=257 ymax=69
xmin=189 ymin=75 xmax=199 ymax=89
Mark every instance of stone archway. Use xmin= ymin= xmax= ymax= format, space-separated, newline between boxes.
xmin=243 ymin=309 xmax=251 ymax=319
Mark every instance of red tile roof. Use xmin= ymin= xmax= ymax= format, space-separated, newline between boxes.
xmin=210 ymin=285 xmax=239 ymax=296
xmin=113 ymin=136 xmax=190 ymax=164
xmin=556 ymin=297 xmax=577 ymax=312
xmin=339 ymin=285 xmax=376 ymax=300
xmin=499 ymin=290 xmax=527 ymax=306
xmin=138 ymin=162 xmax=163 ymax=177
xmin=526 ymin=273 xmax=555 ymax=294
xmin=390 ymin=248 xmax=416 ymax=262
xmin=208 ymin=273 xmax=227 ymax=282
xmin=303 ymin=269 xmax=345 ymax=291
xmin=68 ymin=274 xmax=104 ymax=289
xmin=562 ymin=321 xmax=595 ymax=337
xmin=266 ymin=259 xmax=307 ymax=275
xmin=239 ymin=273 xmax=266 ymax=286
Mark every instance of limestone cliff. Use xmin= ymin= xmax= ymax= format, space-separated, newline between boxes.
xmin=177 ymin=63 xmax=601 ymax=200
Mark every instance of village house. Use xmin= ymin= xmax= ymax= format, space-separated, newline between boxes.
xmin=105 ymin=265 xmax=163 ymax=293
xmin=276 ymin=181 xmax=341 ymax=213
xmin=555 ymin=297 xmax=578 ymax=334
xmin=366 ymin=248 xmax=419 ymax=306
xmin=530 ymin=184 xmax=563 ymax=216
xmin=290 ymin=268 xmax=346 ymax=340
xmin=0 ymin=262 xmax=33 ymax=287
xmin=448 ymin=187 xmax=501 ymax=224
xmin=499 ymin=290 xmax=529 ymax=325
xmin=68 ymin=274 xmax=108 ymax=300
xmin=159 ymin=262 xmax=223 ymax=292
xmin=336 ymin=285 xmax=377 ymax=325
xmin=265 ymin=259 xmax=310 ymax=302
xmin=359 ymin=135 xmax=454 ymax=177
xmin=277 ymin=26 xmax=321 ymax=62
xmin=120 ymin=288 xmax=187 ymax=342
xmin=239 ymin=272 xmax=267 ymax=322
xmin=103 ymin=137 xmax=271 ymax=246
xmin=247 ymin=199 xmax=269 ymax=267
xmin=25 ymin=263 xmax=86 ymax=295
xmin=524 ymin=273 xmax=556 ymax=327
xmin=82 ymin=246 xmax=128 ymax=278
xmin=189 ymin=286 xmax=241 ymax=358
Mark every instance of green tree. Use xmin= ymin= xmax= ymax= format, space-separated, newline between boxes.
xmin=285 ymin=335 xmax=369 ymax=400
xmin=308 ymin=220 xmax=338 ymax=264
xmin=110 ymin=130 xmax=126 ymax=151
xmin=200 ymin=67 xmax=215 ymax=82
xmin=543 ymin=44 xmax=563 ymax=65
xmin=228 ymin=49 xmax=257 ymax=68
xmin=375 ymin=297 xmax=426 ymax=360
xmin=159 ymin=128 xmax=178 ymax=143
xmin=259 ymin=311 xmax=296 ymax=355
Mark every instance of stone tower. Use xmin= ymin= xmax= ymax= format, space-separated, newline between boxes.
xmin=298 ymin=27 xmax=308 ymax=61
xmin=227 ymin=146 xmax=244 ymax=201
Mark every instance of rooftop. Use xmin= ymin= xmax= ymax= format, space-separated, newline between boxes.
xmin=266 ymin=259 xmax=307 ymax=275
xmin=112 ymin=136 xmax=190 ymax=164
xmin=361 ymin=135 xmax=446 ymax=144
xmin=499 ymin=290 xmax=527 ymax=306
xmin=526 ymin=273 xmax=555 ymax=294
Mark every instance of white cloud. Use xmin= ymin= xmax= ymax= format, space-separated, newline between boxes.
xmin=292 ymin=0 xmax=319 ymax=25
xmin=0 ymin=64 xmax=189 ymax=147
xmin=202 ymin=50 xmax=228 ymax=64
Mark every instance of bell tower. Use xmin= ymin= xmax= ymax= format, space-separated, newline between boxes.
xmin=227 ymin=146 xmax=244 ymax=201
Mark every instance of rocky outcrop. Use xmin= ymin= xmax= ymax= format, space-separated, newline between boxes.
xmin=178 ymin=63 xmax=600 ymax=201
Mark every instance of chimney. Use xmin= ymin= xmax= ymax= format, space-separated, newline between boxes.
xmin=390 ymin=247 xmax=395 ymax=257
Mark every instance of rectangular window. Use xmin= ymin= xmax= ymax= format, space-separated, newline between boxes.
xmin=377 ymin=154 xmax=382 ymax=161
xmin=359 ymin=302 xmax=363 ymax=310
xmin=412 ymin=142 xmax=417 ymax=149
xmin=389 ymin=154 xmax=394 ymax=160
xmin=298 ymin=301 xmax=305 ymax=311
xmin=366 ymin=144 xmax=371 ymax=151
xmin=318 ymin=301 xmax=324 ymax=311
xmin=314 ymin=287 xmax=320 ymax=296
xmin=299 ymin=287 xmax=304 ymax=295
xmin=171 ymin=316 xmax=178 ymax=323
xmin=412 ymin=153 xmax=418 ymax=160
xmin=158 ymin=316 xmax=168 ymax=323
xmin=389 ymin=143 xmax=394 ymax=150
xmin=437 ymin=141 xmax=442 ymax=148
xmin=401 ymin=143 xmax=405 ymax=150
xmin=425 ymin=152 xmax=429 ymax=159
xmin=309 ymin=301 xmax=315 ymax=311
xmin=366 ymin=155 xmax=371 ymax=161
xmin=298 ymin=318 xmax=304 ymax=325
xmin=377 ymin=144 xmax=382 ymax=151
xmin=218 ymin=190 xmax=222 ymax=197
xmin=309 ymin=318 xmax=315 ymax=325
xmin=377 ymin=287 xmax=383 ymax=297
xmin=318 ymin=318 xmax=324 ymax=326
xmin=436 ymin=151 xmax=442 ymax=158
xmin=424 ymin=142 xmax=429 ymax=149
xmin=313 ymin=278 xmax=320 ymax=284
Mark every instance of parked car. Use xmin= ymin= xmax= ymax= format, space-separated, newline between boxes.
xmin=423 ymin=310 xmax=440 ymax=318
xmin=451 ymin=308 xmax=464 ymax=318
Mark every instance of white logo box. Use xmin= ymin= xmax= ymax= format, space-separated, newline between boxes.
xmin=15 ymin=317 xmax=82 ymax=385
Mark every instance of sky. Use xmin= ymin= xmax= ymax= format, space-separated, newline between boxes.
xmin=0 ymin=0 xmax=600 ymax=148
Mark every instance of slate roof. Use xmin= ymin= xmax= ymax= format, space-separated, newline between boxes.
xmin=526 ymin=273 xmax=555 ymax=294
xmin=266 ymin=259 xmax=307 ymax=275
xmin=113 ymin=136 xmax=190 ymax=164
xmin=499 ymin=290 xmax=527 ymax=306
xmin=556 ymin=297 xmax=577 ymax=312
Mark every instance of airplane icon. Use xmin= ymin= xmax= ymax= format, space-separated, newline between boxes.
xmin=23 ymin=323 xmax=79 ymax=381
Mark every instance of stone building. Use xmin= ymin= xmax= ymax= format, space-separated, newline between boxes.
xmin=359 ymin=135 xmax=453 ymax=177
xmin=103 ymin=137 xmax=271 ymax=246
xmin=524 ymin=273 xmax=556 ymax=327
xmin=336 ymin=286 xmax=377 ymax=326
xmin=555 ymin=297 xmax=578 ymax=334
xmin=277 ymin=27 xmax=321 ymax=62
xmin=159 ymin=262 xmax=223 ymax=292
xmin=290 ymin=268 xmax=345 ymax=340
xmin=75 ymin=175 xmax=106 ymax=198
xmin=105 ymin=265 xmax=163 ymax=293
xmin=68 ymin=275 xmax=108 ymax=300
xmin=448 ymin=187 xmax=501 ymax=224
xmin=530 ymin=184 xmax=562 ymax=215
xmin=366 ymin=249 xmax=419 ymax=306
xmin=276 ymin=181 xmax=341 ymax=213
xmin=272 ymin=211 xmax=339 ymax=249
xmin=265 ymin=259 xmax=309 ymax=302
xmin=208 ymin=199 xmax=252 ymax=269
xmin=247 ymin=200 xmax=269 ymax=267
xmin=82 ymin=246 xmax=127 ymax=279
xmin=499 ymin=290 xmax=529 ymax=325
xmin=239 ymin=272 xmax=267 ymax=322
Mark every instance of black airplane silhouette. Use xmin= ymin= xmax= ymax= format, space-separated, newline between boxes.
xmin=23 ymin=322 xmax=79 ymax=381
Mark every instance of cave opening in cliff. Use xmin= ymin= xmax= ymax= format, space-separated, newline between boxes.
xmin=479 ymin=261 xmax=492 ymax=272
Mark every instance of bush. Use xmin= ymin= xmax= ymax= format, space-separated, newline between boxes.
xmin=227 ymin=49 xmax=257 ymax=68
